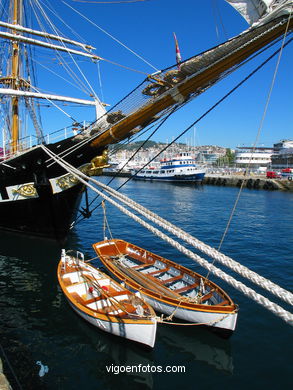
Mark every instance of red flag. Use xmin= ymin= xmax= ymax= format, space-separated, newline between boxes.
xmin=173 ymin=32 xmax=182 ymax=69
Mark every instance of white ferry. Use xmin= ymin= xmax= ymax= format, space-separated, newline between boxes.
xmin=131 ymin=153 xmax=205 ymax=183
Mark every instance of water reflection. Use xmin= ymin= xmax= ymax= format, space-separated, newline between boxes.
xmin=157 ymin=325 xmax=233 ymax=374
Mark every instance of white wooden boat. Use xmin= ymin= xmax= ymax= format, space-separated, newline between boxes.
xmin=57 ymin=250 xmax=157 ymax=348
xmin=93 ymin=240 xmax=238 ymax=336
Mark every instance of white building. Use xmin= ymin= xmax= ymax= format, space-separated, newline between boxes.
xmin=235 ymin=146 xmax=273 ymax=168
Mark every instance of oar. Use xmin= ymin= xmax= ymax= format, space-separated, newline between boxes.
xmin=111 ymin=258 xmax=183 ymax=300
xmin=82 ymin=272 xmax=130 ymax=314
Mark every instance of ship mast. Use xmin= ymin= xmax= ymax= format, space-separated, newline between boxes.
xmin=11 ymin=0 xmax=21 ymax=153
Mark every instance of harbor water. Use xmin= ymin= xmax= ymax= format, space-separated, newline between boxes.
xmin=0 ymin=177 xmax=292 ymax=389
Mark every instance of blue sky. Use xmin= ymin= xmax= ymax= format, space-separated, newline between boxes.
xmin=20 ymin=0 xmax=293 ymax=148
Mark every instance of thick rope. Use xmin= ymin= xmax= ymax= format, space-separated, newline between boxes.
xmin=40 ymin=145 xmax=293 ymax=325
xmin=85 ymin=178 xmax=293 ymax=307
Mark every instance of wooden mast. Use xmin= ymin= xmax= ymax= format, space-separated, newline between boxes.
xmin=11 ymin=0 xmax=21 ymax=153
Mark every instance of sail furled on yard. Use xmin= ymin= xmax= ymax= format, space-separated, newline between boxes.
xmin=225 ymin=0 xmax=293 ymax=26
xmin=91 ymin=10 xmax=292 ymax=149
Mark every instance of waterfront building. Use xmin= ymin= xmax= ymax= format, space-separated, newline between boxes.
xmin=271 ymin=140 xmax=293 ymax=169
xmin=235 ymin=146 xmax=273 ymax=168
xmin=196 ymin=149 xmax=226 ymax=165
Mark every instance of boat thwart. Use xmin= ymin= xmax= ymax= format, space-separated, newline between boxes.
xmin=93 ymin=239 xmax=238 ymax=335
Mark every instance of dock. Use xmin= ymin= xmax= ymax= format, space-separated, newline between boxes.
xmin=102 ymin=171 xmax=293 ymax=191
xmin=203 ymin=174 xmax=293 ymax=191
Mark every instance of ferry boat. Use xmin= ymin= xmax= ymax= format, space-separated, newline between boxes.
xmin=131 ymin=153 xmax=205 ymax=183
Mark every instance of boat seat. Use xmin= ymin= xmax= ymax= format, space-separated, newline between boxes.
xmin=70 ymin=292 xmax=85 ymax=305
xmin=200 ymin=289 xmax=215 ymax=303
xmin=175 ymin=282 xmax=199 ymax=294
xmin=84 ymin=296 xmax=103 ymax=305
xmin=132 ymin=263 xmax=153 ymax=270
xmin=148 ymin=267 xmax=170 ymax=276
xmin=110 ymin=290 xmax=130 ymax=298
xmin=216 ymin=300 xmax=230 ymax=306
xmin=162 ymin=275 xmax=183 ymax=285
xmin=62 ymin=276 xmax=72 ymax=287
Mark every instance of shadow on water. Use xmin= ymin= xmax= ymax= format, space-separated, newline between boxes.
xmin=157 ymin=325 xmax=233 ymax=374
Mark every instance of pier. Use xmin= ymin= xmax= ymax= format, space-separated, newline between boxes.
xmin=102 ymin=171 xmax=293 ymax=191
xmin=203 ymin=174 xmax=293 ymax=191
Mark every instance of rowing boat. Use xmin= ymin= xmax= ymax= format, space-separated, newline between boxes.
xmin=93 ymin=240 xmax=238 ymax=335
xmin=57 ymin=249 xmax=157 ymax=348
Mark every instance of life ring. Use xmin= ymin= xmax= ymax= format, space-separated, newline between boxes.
xmin=163 ymin=69 xmax=186 ymax=85
xmin=142 ymin=83 xmax=167 ymax=97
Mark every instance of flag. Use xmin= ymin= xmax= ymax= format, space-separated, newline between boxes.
xmin=173 ymin=32 xmax=182 ymax=69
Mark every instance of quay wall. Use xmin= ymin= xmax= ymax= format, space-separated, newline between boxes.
xmin=102 ymin=172 xmax=293 ymax=191
xmin=203 ymin=174 xmax=293 ymax=191
xmin=0 ymin=359 xmax=11 ymax=390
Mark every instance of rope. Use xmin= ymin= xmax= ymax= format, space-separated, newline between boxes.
xmin=32 ymin=0 xmax=95 ymax=98
xmin=42 ymin=37 xmax=292 ymax=172
xmin=164 ymin=298 xmax=185 ymax=321
xmin=157 ymin=313 xmax=230 ymax=326
xmin=40 ymin=145 xmax=293 ymax=326
xmin=63 ymin=0 xmax=159 ymax=73
xmin=215 ymin=8 xmax=293 ymax=255
xmin=86 ymin=178 xmax=293 ymax=308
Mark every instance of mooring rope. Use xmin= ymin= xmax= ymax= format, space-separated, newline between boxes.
xmin=89 ymin=178 xmax=293 ymax=307
xmin=40 ymin=145 xmax=293 ymax=325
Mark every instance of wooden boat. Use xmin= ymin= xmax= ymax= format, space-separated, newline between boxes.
xmin=93 ymin=240 xmax=238 ymax=335
xmin=57 ymin=249 xmax=157 ymax=348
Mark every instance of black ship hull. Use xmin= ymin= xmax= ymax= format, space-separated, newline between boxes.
xmin=0 ymin=183 xmax=83 ymax=241
xmin=0 ymin=135 xmax=104 ymax=241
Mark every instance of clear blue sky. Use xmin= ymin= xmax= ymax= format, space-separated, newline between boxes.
xmin=31 ymin=0 xmax=293 ymax=149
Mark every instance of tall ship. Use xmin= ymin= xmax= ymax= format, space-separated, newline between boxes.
xmin=132 ymin=152 xmax=205 ymax=183
xmin=0 ymin=0 xmax=292 ymax=240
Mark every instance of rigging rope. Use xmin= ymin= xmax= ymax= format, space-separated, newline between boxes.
xmin=34 ymin=0 xmax=100 ymax=100
xmin=205 ymin=11 xmax=293 ymax=280
xmin=40 ymin=144 xmax=293 ymax=326
xmin=62 ymin=0 xmax=159 ymax=73
xmin=87 ymin=176 xmax=293 ymax=307
xmin=41 ymin=36 xmax=292 ymax=172
xmin=73 ymin=38 xmax=292 ymax=222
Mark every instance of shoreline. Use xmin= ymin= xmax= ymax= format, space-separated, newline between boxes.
xmin=101 ymin=172 xmax=293 ymax=191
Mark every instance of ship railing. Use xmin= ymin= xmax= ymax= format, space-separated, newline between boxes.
xmin=1 ymin=125 xmax=87 ymax=160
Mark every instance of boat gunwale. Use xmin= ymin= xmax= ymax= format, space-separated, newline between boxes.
xmin=93 ymin=239 xmax=238 ymax=314
xmin=57 ymin=260 xmax=156 ymax=325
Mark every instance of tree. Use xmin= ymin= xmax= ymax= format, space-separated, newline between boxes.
xmin=215 ymin=148 xmax=235 ymax=167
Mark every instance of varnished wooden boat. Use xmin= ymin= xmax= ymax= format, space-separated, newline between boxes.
xmin=93 ymin=240 xmax=238 ymax=335
xmin=57 ymin=249 xmax=157 ymax=348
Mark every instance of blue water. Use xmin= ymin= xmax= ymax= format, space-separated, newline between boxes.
xmin=1 ymin=178 xmax=292 ymax=389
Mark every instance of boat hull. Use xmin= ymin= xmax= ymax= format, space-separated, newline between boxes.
xmin=133 ymin=172 xmax=205 ymax=183
xmin=58 ymin=255 xmax=157 ymax=348
xmin=140 ymin=293 xmax=238 ymax=332
xmin=0 ymin=183 xmax=83 ymax=240
xmin=67 ymin=298 xmax=157 ymax=348
xmin=0 ymin=137 xmax=104 ymax=241
xmin=93 ymin=239 xmax=238 ymax=333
